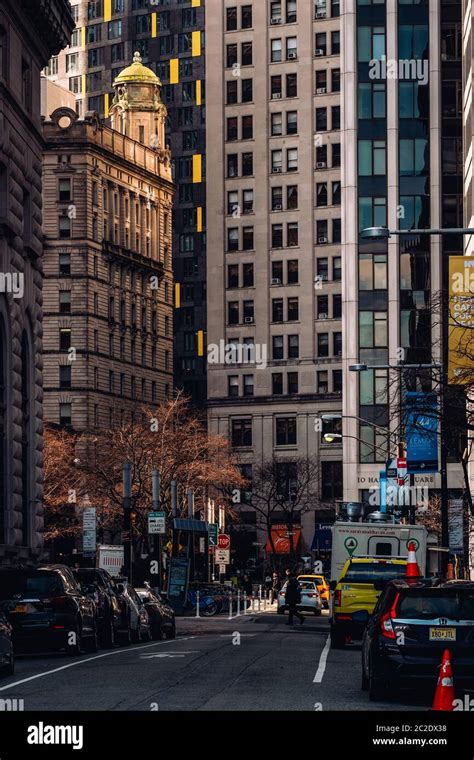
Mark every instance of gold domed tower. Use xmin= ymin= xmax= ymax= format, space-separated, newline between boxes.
xmin=110 ymin=51 xmax=168 ymax=151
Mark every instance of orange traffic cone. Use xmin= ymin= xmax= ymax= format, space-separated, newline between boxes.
xmin=432 ymin=649 xmax=455 ymax=711
xmin=406 ymin=541 xmax=422 ymax=579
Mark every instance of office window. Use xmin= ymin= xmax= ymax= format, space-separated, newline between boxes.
xmin=226 ymin=7 xmax=237 ymax=31
xmin=288 ymin=334 xmax=299 ymax=359
xmin=59 ymin=290 xmax=71 ymax=314
xmin=321 ymin=461 xmax=342 ymax=499
xmin=242 ymin=226 xmax=254 ymax=250
xmin=232 ymin=419 xmax=253 ymax=447
xmin=333 ymin=294 xmax=342 ymax=319
xmin=271 ymin=112 xmax=283 ymax=136
xmin=242 ymin=78 xmax=253 ymax=102
xmin=227 ymin=44 xmax=237 ymax=68
xmin=228 ymin=302 xmax=239 ymax=325
xmin=108 ymin=20 xmax=122 ymax=39
xmin=59 ymin=253 xmax=71 ymax=275
xmin=287 ymin=297 xmax=299 ymax=321
xmin=318 ymin=333 xmax=329 ymax=357
xmin=317 ymin=182 xmax=328 ymax=207
xmin=358 ymin=26 xmax=385 ymax=62
xmin=271 ymin=39 xmax=282 ymax=63
xmin=276 ymin=418 xmax=297 ymax=446
xmin=287 ymin=260 xmax=299 ymax=284
xmin=242 ymin=115 xmax=253 ymax=139
xmin=318 ymin=371 xmax=328 ymax=394
xmin=59 ymin=329 xmax=71 ymax=351
xmin=59 ymin=217 xmax=71 ymax=239
xmin=59 ymin=365 xmax=71 ymax=389
xmin=333 ymin=370 xmax=343 ymax=393
xmin=227 ymin=117 xmax=238 ymax=141
xmin=286 ymin=73 xmax=297 ymax=97
xmin=273 ymin=335 xmax=284 ymax=360
xmin=317 ymin=258 xmax=328 ymax=281
xmin=242 ymin=5 xmax=253 ymax=28
xmin=273 ymin=373 xmax=283 ymax=395
xmin=241 ymin=41 xmax=253 ymax=66
xmin=318 ymin=295 xmax=329 ymax=319
xmin=359 ymin=140 xmax=387 ymax=176
xmin=243 ymin=262 xmax=254 ymax=287
xmin=243 ymin=375 xmax=254 ymax=396
xmin=59 ymin=403 xmax=72 ymax=426
xmin=272 ymin=298 xmax=284 ymax=322
xmin=358 ymin=82 xmax=386 ymax=119
xmin=287 ymin=222 xmax=298 ymax=247
xmin=272 ymin=223 xmax=283 ymax=247
xmin=287 ymin=111 xmax=298 ymax=134
xmin=359 ymin=311 xmax=388 ymax=348
xmin=288 ymin=372 xmax=298 ymax=394
xmin=316 ymin=107 xmax=327 ymax=131
xmin=286 ymin=37 xmax=297 ymax=60
xmin=333 ymin=332 xmax=342 ymax=356
xmin=287 ymin=148 xmax=298 ymax=171
xmin=228 ymin=376 xmax=239 ymax=397
xmin=315 ymin=32 xmax=327 ymax=55
xmin=271 ymin=75 xmax=282 ymax=98
xmin=242 ymin=152 xmax=253 ymax=175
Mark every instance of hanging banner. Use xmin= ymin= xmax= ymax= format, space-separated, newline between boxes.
xmin=264 ymin=525 xmax=301 ymax=554
xmin=405 ymin=392 xmax=439 ymax=474
xmin=82 ymin=507 xmax=96 ymax=557
xmin=448 ymin=256 xmax=474 ymax=384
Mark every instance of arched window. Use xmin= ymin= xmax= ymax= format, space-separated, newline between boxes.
xmin=0 ymin=318 xmax=5 ymax=542
xmin=21 ymin=331 xmax=31 ymax=546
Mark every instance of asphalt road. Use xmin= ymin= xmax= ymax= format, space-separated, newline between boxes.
xmin=0 ymin=609 xmax=431 ymax=711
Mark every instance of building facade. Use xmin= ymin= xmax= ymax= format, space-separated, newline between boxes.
xmin=45 ymin=0 xmax=207 ymax=406
xmin=206 ymin=0 xmax=343 ymax=553
xmin=0 ymin=0 xmax=73 ymax=564
xmin=42 ymin=54 xmax=174 ymax=432
xmin=341 ymin=0 xmax=464 ymax=506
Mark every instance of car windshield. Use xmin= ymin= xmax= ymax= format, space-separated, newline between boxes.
xmin=397 ymin=590 xmax=474 ymax=621
xmin=299 ymin=582 xmax=317 ymax=591
xmin=0 ymin=572 xmax=64 ymax=600
xmin=343 ymin=563 xmax=407 ymax=584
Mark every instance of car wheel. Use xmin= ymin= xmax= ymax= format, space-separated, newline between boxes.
xmin=165 ymin=621 xmax=176 ymax=640
xmin=330 ymin=625 xmax=346 ymax=650
xmin=67 ymin=621 xmax=83 ymax=656
xmin=201 ymin=602 xmax=218 ymax=617
xmin=313 ymin=608 xmax=322 ymax=616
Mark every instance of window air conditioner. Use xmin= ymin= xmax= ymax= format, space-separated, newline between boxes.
xmin=318 ymin=236 xmax=328 ymax=244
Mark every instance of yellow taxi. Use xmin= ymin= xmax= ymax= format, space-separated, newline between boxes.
xmin=297 ymin=574 xmax=330 ymax=608
xmin=330 ymin=558 xmax=407 ymax=648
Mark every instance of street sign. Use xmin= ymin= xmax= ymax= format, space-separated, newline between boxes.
xmin=148 ymin=511 xmax=166 ymax=535
xmin=397 ymin=458 xmax=408 ymax=484
xmin=448 ymin=498 xmax=464 ymax=554
xmin=386 ymin=459 xmax=398 ymax=479
xmin=219 ymin=564 xmax=227 ymax=575
xmin=83 ymin=507 xmax=96 ymax=557
xmin=215 ymin=549 xmax=230 ymax=564
xmin=208 ymin=523 xmax=218 ymax=546
xmin=217 ymin=534 xmax=230 ymax=550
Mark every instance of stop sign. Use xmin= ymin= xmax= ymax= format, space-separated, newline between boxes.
xmin=217 ymin=534 xmax=230 ymax=550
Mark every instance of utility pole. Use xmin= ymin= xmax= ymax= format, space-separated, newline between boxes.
xmin=151 ymin=469 xmax=161 ymax=593
xmin=122 ymin=462 xmax=132 ymax=583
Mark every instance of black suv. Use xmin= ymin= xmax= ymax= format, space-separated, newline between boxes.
xmin=362 ymin=579 xmax=474 ymax=701
xmin=74 ymin=568 xmax=129 ymax=648
xmin=0 ymin=565 xmax=97 ymax=655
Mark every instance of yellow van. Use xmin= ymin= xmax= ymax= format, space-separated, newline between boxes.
xmin=330 ymin=558 xmax=407 ymax=648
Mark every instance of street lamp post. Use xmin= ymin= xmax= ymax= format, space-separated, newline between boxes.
xmin=350 ymin=362 xmax=449 ymax=572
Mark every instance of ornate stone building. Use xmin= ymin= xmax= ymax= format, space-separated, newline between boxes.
xmin=42 ymin=54 xmax=174 ymax=434
xmin=0 ymin=0 xmax=73 ymax=564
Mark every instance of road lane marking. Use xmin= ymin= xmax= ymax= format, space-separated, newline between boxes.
xmin=140 ymin=651 xmax=196 ymax=659
xmin=313 ymin=635 xmax=331 ymax=683
xmin=0 ymin=637 xmax=197 ymax=694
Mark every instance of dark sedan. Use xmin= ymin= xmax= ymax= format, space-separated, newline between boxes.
xmin=0 ymin=610 xmax=14 ymax=676
xmin=136 ymin=588 xmax=176 ymax=640
xmin=0 ymin=565 xmax=98 ymax=655
xmin=74 ymin=568 xmax=129 ymax=648
xmin=362 ymin=579 xmax=474 ymax=701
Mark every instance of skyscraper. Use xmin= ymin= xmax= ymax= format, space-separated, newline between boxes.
xmin=42 ymin=53 xmax=174 ymax=432
xmin=206 ymin=0 xmax=343 ymax=552
xmin=341 ymin=0 xmax=464 ymax=509
xmin=45 ymin=0 xmax=207 ymax=406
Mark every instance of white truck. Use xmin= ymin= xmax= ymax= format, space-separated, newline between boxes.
xmin=330 ymin=521 xmax=428 ymax=582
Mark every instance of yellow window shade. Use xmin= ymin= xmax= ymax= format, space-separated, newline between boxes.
xmin=192 ymin=31 xmax=201 ymax=57
xmin=104 ymin=0 xmax=112 ymax=22
xmin=151 ymin=13 xmax=157 ymax=38
xmin=196 ymin=79 xmax=202 ymax=105
xmin=193 ymin=154 xmax=202 ymax=183
xmin=197 ymin=207 xmax=203 ymax=232
xmin=175 ymin=283 xmax=181 ymax=309
xmin=170 ymin=58 xmax=179 ymax=84
xmin=197 ymin=331 xmax=204 ymax=357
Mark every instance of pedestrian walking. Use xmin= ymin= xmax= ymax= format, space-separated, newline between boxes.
xmin=271 ymin=571 xmax=279 ymax=604
xmin=242 ymin=574 xmax=253 ymax=597
xmin=284 ymin=571 xmax=304 ymax=626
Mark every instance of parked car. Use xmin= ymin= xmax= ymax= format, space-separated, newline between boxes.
xmin=298 ymin=574 xmax=330 ymax=608
xmin=277 ymin=580 xmax=322 ymax=616
xmin=330 ymin=558 xmax=408 ymax=649
xmin=115 ymin=580 xmax=151 ymax=643
xmin=136 ymin=588 xmax=176 ymax=640
xmin=0 ymin=565 xmax=97 ymax=655
xmin=74 ymin=568 xmax=129 ymax=648
xmin=362 ymin=579 xmax=474 ymax=701
xmin=0 ymin=611 xmax=14 ymax=676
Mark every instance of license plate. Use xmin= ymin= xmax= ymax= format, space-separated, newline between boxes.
xmin=10 ymin=604 xmax=28 ymax=614
xmin=429 ymin=627 xmax=456 ymax=641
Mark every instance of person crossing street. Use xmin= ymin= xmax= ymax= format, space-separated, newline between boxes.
xmin=284 ymin=570 xmax=304 ymax=626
